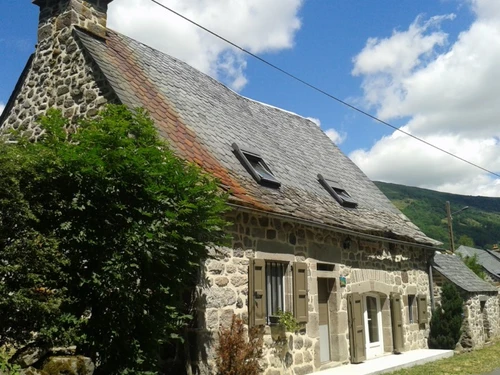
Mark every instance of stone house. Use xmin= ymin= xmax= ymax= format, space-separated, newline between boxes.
xmin=456 ymin=245 xmax=500 ymax=284
xmin=432 ymin=252 xmax=500 ymax=350
xmin=1 ymin=1 xmax=442 ymax=374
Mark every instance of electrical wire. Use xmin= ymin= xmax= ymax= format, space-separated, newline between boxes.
xmin=149 ymin=0 xmax=500 ymax=179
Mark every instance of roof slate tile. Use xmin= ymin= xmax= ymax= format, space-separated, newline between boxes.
xmin=75 ymin=28 xmax=440 ymax=245
xmin=433 ymin=252 xmax=497 ymax=293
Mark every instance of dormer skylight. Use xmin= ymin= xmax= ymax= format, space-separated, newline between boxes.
xmin=318 ymin=174 xmax=358 ymax=208
xmin=232 ymin=143 xmax=281 ymax=188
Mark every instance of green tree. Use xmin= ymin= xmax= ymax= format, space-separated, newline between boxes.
xmin=461 ymin=254 xmax=486 ymax=280
xmin=428 ymin=282 xmax=464 ymax=349
xmin=0 ymin=106 xmax=228 ymax=374
xmin=458 ymin=235 xmax=475 ymax=247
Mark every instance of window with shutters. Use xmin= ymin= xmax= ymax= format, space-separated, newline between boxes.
xmin=417 ymin=294 xmax=428 ymax=324
xmin=408 ymin=295 xmax=417 ymax=323
xmin=249 ymin=259 xmax=308 ymax=326
xmin=266 ymin=262 xmax=286 ymax=324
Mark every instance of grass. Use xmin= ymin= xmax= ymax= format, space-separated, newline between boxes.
xmin=389 ymin=341 xmax=500 ymax=375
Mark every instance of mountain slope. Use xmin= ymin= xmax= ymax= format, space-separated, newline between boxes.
xmin=374 ymin=182 xmax=500 ymax=249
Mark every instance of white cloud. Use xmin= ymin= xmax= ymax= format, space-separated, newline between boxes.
xmin=306 ymin=117 xmax=321 ymax=127
xmin=350 ymin=0 xmax=500 ymax=197
xmin=0 ymin=102 xmax=5 ymax=115
xmin=325 ymin=128 xmax=347 ymax=145
xmin=108 ymin=0 xmax=303 ymax=91
xmin=306 ymin=117 xmax=346 ymax=145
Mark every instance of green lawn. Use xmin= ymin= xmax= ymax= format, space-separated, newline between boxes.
xmin=389 ymin=342 xmax=500 ymax=375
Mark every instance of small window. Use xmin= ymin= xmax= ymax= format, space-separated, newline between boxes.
xmin=318 ymin=174 xmax=357 ymax=208
xmin=317 ymin=263 xmax=335 ymax=271
xmin=232 ymin=143 xmax=280 ymax=188
xmin=408 ymin=295 xmax=417 ymax=323
xmin=266 ymin=262 xmax=286 ymax=324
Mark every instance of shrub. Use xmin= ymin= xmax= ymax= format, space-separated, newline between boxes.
xmin=215 ymin=315 xmax=263 ymax=375
xmin=276 ymin=310 xmax=300 ymax=333
xmin=461 ymin=254 xmax=486 ymax=280
xmin=428 ymin=282 xmax=464 ymax=349
xmin=0 ymin=106 xmax=228 ymax=374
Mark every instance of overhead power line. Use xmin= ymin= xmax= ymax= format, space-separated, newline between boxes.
xmin=149 ymin=0 xmax=500 ymax=180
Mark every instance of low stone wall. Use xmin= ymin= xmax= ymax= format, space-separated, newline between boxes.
xmin=461 ymin=294 xmax=500 ymax=349
xmin=193 ymin=210 xmax=432 ymax=375
xmin=432 ymin=270 xmax=500 ymax=350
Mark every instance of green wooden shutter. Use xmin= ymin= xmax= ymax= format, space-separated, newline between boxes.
xmin=249 ymin=258 xmax=266 ymax=326
xmin=293 ymin=262 xmax=308 ymax=323
xmin=347 ymin=293 xmax=366 ymax=363
xmin=417 ymin=294 xmax=428 ymax=324
xmin=390 ymin=293 xmax=404 ymax=353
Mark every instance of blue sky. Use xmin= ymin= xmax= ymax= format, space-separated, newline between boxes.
xmin=1 ymin=0 xmax=499 ymax=196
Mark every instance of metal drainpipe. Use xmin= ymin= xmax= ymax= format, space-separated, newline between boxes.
xmin=428 ymin=260 xmax=435 ymax=311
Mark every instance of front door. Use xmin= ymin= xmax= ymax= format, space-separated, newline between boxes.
xmin=318 ymin=278 xmax=332 ymax=363
xmin=364 ymin=294 xmax=383 ymax=359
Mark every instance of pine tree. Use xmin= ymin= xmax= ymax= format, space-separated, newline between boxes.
xmin=428 ymin=282 xmax=464 ymax=349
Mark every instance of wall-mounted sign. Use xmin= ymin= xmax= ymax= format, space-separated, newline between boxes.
xmin=339 ymin=276 xmax=347 ymax=288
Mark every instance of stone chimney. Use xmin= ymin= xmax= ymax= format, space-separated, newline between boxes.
xmin=33 ymin=0 xmax=113 ymax=43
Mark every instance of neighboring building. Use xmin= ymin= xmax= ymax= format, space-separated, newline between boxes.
xmin=432 ymin=252 xmax=500 ymax=350
xmin=1 ymin=1 xmax=442 ymax=374
xmin=456 ymin=245 xmax=500 ymax=283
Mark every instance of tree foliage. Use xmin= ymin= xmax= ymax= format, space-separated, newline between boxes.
xmin=461 ymin=254 xmax=486 ymax=280
xmin=458 ymin=235 xmax=475 ymax=247
xmin=428 ymin=282 xmax=464 ymax=349
xmin=0 ymin=106 xmax=228 ymax=374
xmin=375 ymin=181 xmax=500 ymax=249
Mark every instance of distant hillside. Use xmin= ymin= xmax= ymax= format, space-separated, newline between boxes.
xmin=374 ymin=181 xmax=500 ymax=250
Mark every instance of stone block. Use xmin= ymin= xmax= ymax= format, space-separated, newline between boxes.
xmin=307 ymin=313 xmax=319 ymax=338
xmin=219 ymin=309 xmax=235 ymax=329
xmin=294 ymin=352 xmax=303 ymax=365
xmin=225 ymin=264 xmax=237 ymax=274
xmin=294 ymin=364 xmax=314 ymax=375
xmin=205 ymin=309 xmax=219 ymax=330
xmin=42 ymin=356 xmax=94 ymax=375
xmin=205 ymin=288 xmax=237 ymax=309
xmin=256 ymin=239 xmax=294 ymax=255
xmin=294 ymin=336 xmax=304 ymax=350
xmin=214 ymin=277 xmax=229 ymax=287
xmin=230 ymin=274 xmax=247 ymax=287
xmin=11 ymin=346 xmax=49 ymax=368
xmin=207 ymin=260 xmax=224 ymax=275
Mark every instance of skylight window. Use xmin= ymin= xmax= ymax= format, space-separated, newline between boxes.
xmin=318 ymin=174 xmax=358 ymax=208
xmin=232 ymin=143 xmax=281 ymax=188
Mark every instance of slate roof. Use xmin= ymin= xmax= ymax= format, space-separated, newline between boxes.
xmin=74 ymin=28 xmax=440 ymax=246
xmin=433 ymin=252 xmax=497 ymax=293
xmin=456 ymin=245 xmax=500 ymax=280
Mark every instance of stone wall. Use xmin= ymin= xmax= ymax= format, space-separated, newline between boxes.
xmin=432 ymin=270 xmax=500 ymax=350
xmin=0 ymin=0 xmax=117 ymax=139
xmin=461 ymin=294 xmax=500 ymax=349
xmin=194 ymin=210 xmax=432 ymax=375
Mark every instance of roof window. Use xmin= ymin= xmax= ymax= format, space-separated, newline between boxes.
xmin=318 ymin=174 xmax=357 ymax=208
xmin=232 ymin=143 xmax=281 ymax=188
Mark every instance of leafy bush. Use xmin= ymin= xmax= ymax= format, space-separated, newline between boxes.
xmin=0 ymin=106 xmax=228 ymax=374
xmin=215 ymin=315 xmax=263 ymax=375
xmin=428 ymin=282 xmax=464 ymax=349
xmin=276 ymin=310 xmax=300 ymax=333
xmin=0 ymin=348 xmax=21 ymax=375
xmin=461 ymin=254 xmax=486 ymax=280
